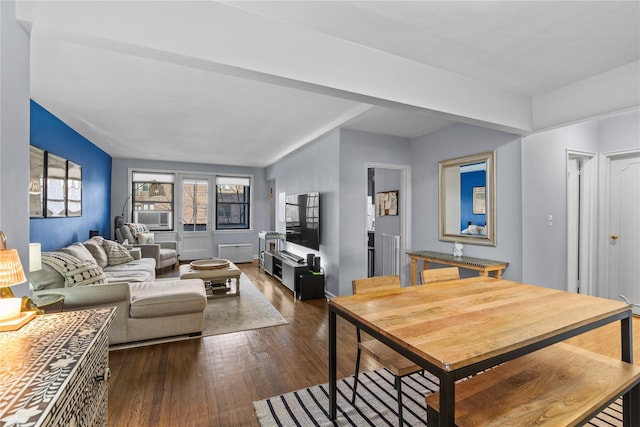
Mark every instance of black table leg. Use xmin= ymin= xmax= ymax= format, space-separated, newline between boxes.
xmin=439 ymin=374 xmax=455 ymax=426
xmin=621 ymin=314 xmax=638 ymax=427
xmin=329 ymin=308 xmax=337 ymax=421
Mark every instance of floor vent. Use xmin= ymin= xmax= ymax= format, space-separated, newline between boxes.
xmin=218 ymin=244 xmax=253 ymax=263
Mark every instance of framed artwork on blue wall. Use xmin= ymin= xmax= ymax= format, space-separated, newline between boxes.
xmin=46 ymin=153 xmax=67 ymax=217
xmin=29 ymin=146 xmax=45 ymax=218
xmin=67 ymin=161 xmax=82 ymax=217
xmin=473 ymin=186 xmax=486 ymax=214
xmin=30 ymin=145 xmax=83 ymax=218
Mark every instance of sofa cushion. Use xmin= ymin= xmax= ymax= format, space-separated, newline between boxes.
xmin=102 ymin=240 xmax=134 ymax=266
xmin=137 ymin=232 xmax=154 ymax=244
xmin=103 ymin=258 xmax=156 ymax=282
xmin=83 ymin=236 xmax=109 ymax=268
xmin=129 ymin=279 xmax=206 ymax=318
xmin=119 ymin=225 xmax=135 ymax=244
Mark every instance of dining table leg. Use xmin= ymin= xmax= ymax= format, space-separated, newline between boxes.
xmin=621 ymin=315 xmax=638 ymax=427
xmin=439 ymin=374 xmax=455 ymax=426
xmin=329 ymin=308 xmax=337 ymax=421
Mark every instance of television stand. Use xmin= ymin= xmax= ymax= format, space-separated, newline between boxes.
xmin=278 ymin=250 xmax=305 ymax=264
xmin=262 ymin=251 xmax=310 ymax=293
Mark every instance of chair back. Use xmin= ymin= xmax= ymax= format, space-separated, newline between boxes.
xmin=352 ymin=275 xmax=401 ymax=295
xmin=421 ymin=267 xmax=460 ymax=284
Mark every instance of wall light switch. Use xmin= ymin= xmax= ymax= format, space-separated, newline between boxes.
xmin=548 ymin=215 xmax=553 ymax=226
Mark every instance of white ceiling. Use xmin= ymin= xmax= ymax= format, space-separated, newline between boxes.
xmin=19 ymin=1 xmax=640 ymax=167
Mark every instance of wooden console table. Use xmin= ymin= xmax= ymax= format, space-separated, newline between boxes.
xmin=407 ymin=250 xmax=508 ymax=286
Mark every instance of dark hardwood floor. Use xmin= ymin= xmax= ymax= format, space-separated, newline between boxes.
xmin=107 ymin=261 xmax=640 ymax=426
xmin=107 ymin=261 xmax=367 ymax=426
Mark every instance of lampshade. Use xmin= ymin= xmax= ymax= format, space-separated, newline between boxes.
xmin=148 ymin=182 xmax=166 ymax=197
xmin=0 ymin=231 xmax=34 ymax=332
xmin=29 ymin=243 xmax=42 ymax=272
xmin=0 ymin=233 xmax=26 ymax=288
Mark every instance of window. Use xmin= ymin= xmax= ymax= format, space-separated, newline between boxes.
xmin=131 ymin=172 xmax=174 ymax=231
xmin=216 ymin=176 xmax=250 ymax=230
xmin=183 ymin=179 xmax=208 ymax=232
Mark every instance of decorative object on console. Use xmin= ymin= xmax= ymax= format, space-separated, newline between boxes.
xmin=0 ymin=231 xmax=35 ymax=331
xmin=453 ymin=242 xmax=463 ymax=257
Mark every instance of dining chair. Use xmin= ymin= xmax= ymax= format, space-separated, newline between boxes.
xmin=351 ymin=275 xmax=423 ymax=426
xmin=420 ymin=267 xmax=460 ymax=284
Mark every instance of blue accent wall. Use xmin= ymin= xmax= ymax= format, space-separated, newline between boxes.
xmin=29 ymin=101 xmax=112 ymax=251
xmin=460 ymin=170 xmax=486 ymax=230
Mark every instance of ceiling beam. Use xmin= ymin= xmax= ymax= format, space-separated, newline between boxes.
xmin=17 ymin=1 xmax=533 ymax=135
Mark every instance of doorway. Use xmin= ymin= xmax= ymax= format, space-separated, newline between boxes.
xmin=566 ymin=150 xmax=596 ymax=295
xmin=176 ymin=174 xmax=213 ymax=260
xmin=365 ymin=163 xmax=411 ymax=285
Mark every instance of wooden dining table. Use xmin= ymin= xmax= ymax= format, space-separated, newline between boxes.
xmin=328 ymin=277 xmax=638 ymax=426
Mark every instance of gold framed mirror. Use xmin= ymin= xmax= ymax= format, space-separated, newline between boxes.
xmin=439 ymin=151 xmax=496 ymax=246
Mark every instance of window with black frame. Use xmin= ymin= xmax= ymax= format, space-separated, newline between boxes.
xmin=130 ymin=172 xmax=174 ymax=231
xmin=216 ymin=176 xmax=250 ymax=230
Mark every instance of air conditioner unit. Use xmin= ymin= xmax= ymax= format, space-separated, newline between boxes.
xmin=134 ymin=211 xmax=172 ymax=230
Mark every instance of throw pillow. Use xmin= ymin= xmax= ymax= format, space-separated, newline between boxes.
xmin=84 ymin=237 xmax=109 ymax=268
xmin=136 ymin=232 xmax=154 ymax=244
xmin=40 ymin=251 xmax=107 ymax=287
xmin=63 ymin=260 xmax=108 ymax=287
xmin=102 ymin=239 xmax=134 ymax=266
xmin=61 ymin=242 xmax=96 ymax=263
xmin=127 ymin=223 xmax=148 ymax=238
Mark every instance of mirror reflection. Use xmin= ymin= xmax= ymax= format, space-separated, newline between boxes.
xmin=439 ymin=151 xmax=496 ymax=246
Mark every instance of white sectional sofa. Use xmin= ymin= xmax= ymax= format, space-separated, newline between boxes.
xmin=30 ymin=237 xmax=207 ymax=345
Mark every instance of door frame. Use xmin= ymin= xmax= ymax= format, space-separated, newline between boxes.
xmin=599 ymin=148 xmax=640 ymax=301
xmin=566 ymin=150 xmax=597 ymax=295
xmin=365 ymin=162 xmax=411 ymax=286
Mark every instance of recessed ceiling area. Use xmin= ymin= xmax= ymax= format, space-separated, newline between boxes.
xmin=18 ymin=1 xmax=640 ymax=167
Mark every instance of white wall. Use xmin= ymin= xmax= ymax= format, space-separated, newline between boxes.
xmin=339 ymin=129 xmax=411 ymax=294
xmin=410 ymin=124 xmax=523 ymax=280
xmin=0 ymin=1 xmax=31 ymax=295
xmin=522 ymin=109 xmax=639 ymax=292
xmin=522 ymin=120 xmax=599 ymax=289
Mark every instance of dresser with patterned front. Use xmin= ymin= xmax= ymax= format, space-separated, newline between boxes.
xmin=0 ymin=308 xmax=115 ymax=426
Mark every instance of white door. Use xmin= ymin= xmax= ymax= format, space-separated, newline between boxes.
xmin=177 ymin=175 xmax=213 ymax=261
xmin=608 ymin=153 xmax=640 ymax=313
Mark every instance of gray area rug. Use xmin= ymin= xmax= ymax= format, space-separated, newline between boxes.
xmin=203 ymin=272 xmax=288 ymax=337
xmin=253 ymin=369 xmax=623 ymax=426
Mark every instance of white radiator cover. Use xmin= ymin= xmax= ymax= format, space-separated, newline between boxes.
xmin=382 ymin=234 xmax=400 ymax=276
xmin=218 ymin=244 xmax=254 ymax=263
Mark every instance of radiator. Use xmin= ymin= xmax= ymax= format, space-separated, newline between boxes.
xmin=382 ymin=234 xmax=400 ymax=276
xmin=218 ymin=244 xmax=254 ymax=263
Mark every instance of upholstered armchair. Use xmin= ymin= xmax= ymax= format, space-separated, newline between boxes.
xmin=114 ymin=219 xmax=178 ymax=272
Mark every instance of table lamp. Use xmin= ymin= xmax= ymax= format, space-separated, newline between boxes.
xmin=0 ymin=231 xmax=35 ymax=331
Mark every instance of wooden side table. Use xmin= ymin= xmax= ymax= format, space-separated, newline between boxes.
xmin=407 ymin=250 xmax=508 ymax=286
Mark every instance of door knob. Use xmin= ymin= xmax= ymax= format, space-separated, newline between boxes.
xmin=611 ymin=234 xmax=619 ymax=240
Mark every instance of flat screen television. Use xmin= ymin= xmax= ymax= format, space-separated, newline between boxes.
xmin=285 ymin=192 xmax=320 ymax=250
